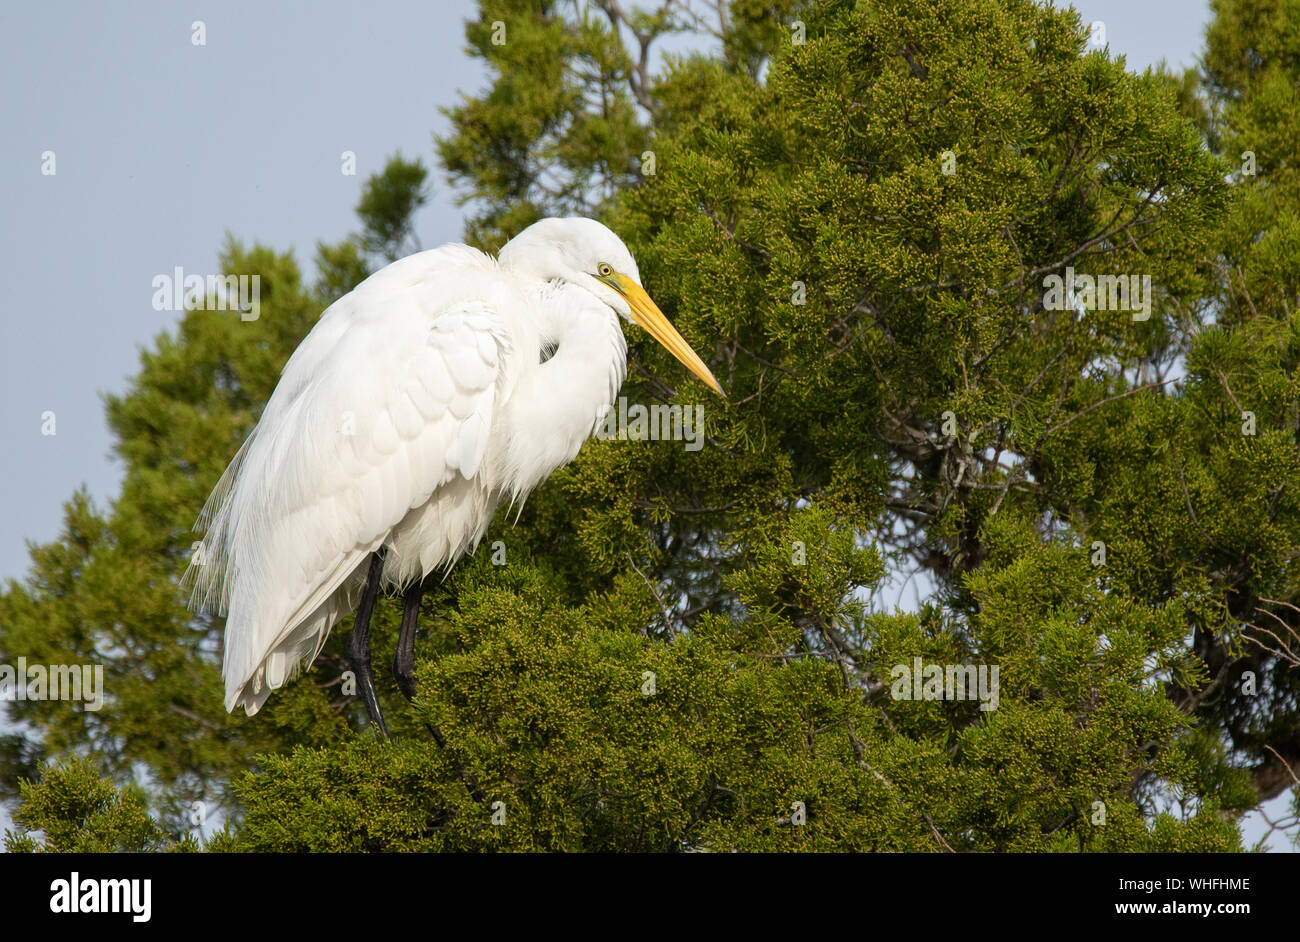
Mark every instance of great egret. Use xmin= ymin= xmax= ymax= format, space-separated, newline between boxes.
xmin=185 ymin=217 xmax=722 ymax=735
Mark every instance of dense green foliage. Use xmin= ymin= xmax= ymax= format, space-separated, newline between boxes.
xmin=4 ymin=0 xmax=1298 ymax=851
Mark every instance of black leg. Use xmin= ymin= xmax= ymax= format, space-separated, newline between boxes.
xmin=393 ymin=579 xmax=422 ymax=701
xmin=348 ymin=548 xmax=389 ymax=739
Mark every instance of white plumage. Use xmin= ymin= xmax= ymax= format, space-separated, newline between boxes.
xmin=183 ymin=217 xmax=721 ymax=718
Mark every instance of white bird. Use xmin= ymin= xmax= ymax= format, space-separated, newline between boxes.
xmin=184 ymin=217 xmax=722 ymax=735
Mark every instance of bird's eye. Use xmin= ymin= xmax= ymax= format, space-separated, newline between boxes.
xmin=597 ymin=263 xmax=612 ymax=277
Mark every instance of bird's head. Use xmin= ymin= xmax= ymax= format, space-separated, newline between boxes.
xmin=499 ymin=217 xmax=723 ymax=396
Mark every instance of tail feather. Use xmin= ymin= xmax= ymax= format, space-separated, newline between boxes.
xmin=182 ymin=430 xmax=259 ymax=616
xmin=223 ymin=553 xmax=371 ymax=715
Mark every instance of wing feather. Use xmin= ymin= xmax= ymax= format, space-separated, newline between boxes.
xmin=184 ymin=245 xmax=515 ymax=714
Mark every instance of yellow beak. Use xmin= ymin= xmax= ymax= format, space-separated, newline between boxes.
xmin=602 ymin=272 xmax=724 ymax=397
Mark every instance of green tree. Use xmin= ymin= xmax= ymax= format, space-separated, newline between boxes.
xmin=5 ymin=0 xmax=1298 ymax=851
xmin=1193 ymin=0 xmax=1300 ymax=830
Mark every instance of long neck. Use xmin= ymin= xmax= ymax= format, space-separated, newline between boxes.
xmin=494 ymin=280 xmax=627 ymax=499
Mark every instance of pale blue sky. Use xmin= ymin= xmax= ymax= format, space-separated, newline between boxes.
xmin=0 ymin=0 xmax=483 ymax=579
xmin=0 ymin=1 xmax=1291 ymax=850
